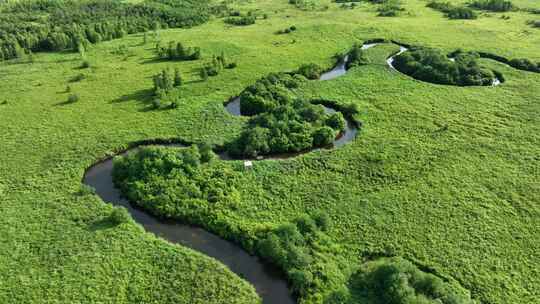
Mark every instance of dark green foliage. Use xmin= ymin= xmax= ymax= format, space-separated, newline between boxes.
xmin=351 ymin=257 xmax=476 ymax=304
xmin=198 ymin=142 xmax=215 ymax=163
xmin=469 ymin=0 xmax=514 ymax=12
xmin=325 ymin=112 xmax=346 ymax=132
xmin=427 ymin=2 xmax=478 ymax=19
xmin=113 ymin=145 xmax=238 ymax=218
xmin=0 ymin=0 xmax=218 ymax=61
xmin=156 ymin=41 xmax=201 ymax=61
xmin=456 ymin=49 xmax=540 ymax=73
xmin=230 ymin=73 xmax=351 ymax=157
xmin=377 ymin=1 xmax=404 ymax=17
xmin=277 ymin=25 xmax=298 ymax=34
xmin=200 ymin=66 xmax=209 ymax=81
xmin=80 ymin=60 xmax=91 ymax=69
xmin=67 ymin=93 xmax=79 ymax=103
xmin=447 ymin=6 xmax=477 ymax=19
xmin=199 ymin=53 xmax=229 ymax=78
xmin=257 ymin=215 xmax=333 ymax=296
xmin=152 ymin=98 xmax=162 ymax=109
xmin=346 ymin=44 xmax=370 ymax=69
xmin=174 ymin=68 xmax=182 ymax=87
xmin=296 ymin=63 xmax=323 ymax=80
xmin=508 ymin=58 xmax=540 ymax=72
xmin=393 ymin=47 xmax=496 ymax=86
xmin=239 ymin=72 xmax=304 ymax=116
xmin=224 ymin=16 xmax=256 ymax=26
xmin=109 ymin=207 xmax=131 ymax=225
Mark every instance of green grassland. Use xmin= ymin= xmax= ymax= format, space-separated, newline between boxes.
xmin=0 ymin=0 xmax=539 ymax=303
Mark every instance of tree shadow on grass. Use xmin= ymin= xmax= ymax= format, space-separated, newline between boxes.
xmin=111 ymin=88 xmax=154 ymax=104
xmin=88 ymin=217 xmax=117 ymax=232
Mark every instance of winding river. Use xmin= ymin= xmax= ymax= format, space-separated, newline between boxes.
xmin=83 ymin=51 xmax=361 ymax=304
xmin=83 ymin=40 xmax=502 ymax=304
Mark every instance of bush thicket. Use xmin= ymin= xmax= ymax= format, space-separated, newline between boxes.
xmin=469 ymin=0 xmax=514 ymax=12
xmin=230 ymin=73 xmax=350 ymax=158
xmin=427 ymin=2 xmax=478 ymax=19
xmin=393 ymin=47 xmax=496 ymax=86
xmin=350 ymin=257 xmax=477 ymax=304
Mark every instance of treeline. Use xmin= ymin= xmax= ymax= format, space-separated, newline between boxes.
xmin=393 ymin=47 xmax=497 ymax=86
xmin=0 ymin=0 xmax=220 ymax=61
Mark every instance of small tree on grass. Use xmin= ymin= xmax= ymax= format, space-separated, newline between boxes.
xmin=67 ymin=93 xmax=79 ymax=103
xmin=174 ymin=68 xmax=182 ymax=87
xmin=200 ymin=67 xmax=209 ymax=81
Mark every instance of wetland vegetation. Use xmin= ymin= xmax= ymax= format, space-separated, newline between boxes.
xmin=1 ymin=0 xmax=538 ymax=304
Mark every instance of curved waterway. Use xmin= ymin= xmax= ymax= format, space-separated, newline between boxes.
xmin=83 ymin=45 xmax=366 ymax=304
xmin=83 ymin=153 xmax=296 ymax=304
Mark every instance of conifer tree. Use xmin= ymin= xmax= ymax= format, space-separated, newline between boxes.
xmin=174 ymin=68 xmax=182 ymax=87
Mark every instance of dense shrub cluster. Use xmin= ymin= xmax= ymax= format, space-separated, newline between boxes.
xmin=346 ymin=43 xmax=370 ymax=69
xmin=0 ymin=0 xmax=220 ymax=61
xmin=377 ymin=0 xmax=405 ymax=17
xmin=296 ymin=63 xmax=323 ymax=80
xmin=257 ymin=214 xmax=333 ymax=296
xmin=156 ymin=41 xmax=201 ymax=61
xmin=289 ymin=0 xmax=328 ymax=11
xmin=393 ymin=47 xmax=496 ymax=86
xmin=224 ymin=15 xmax=256 ymax=26
xmin=230 ymin=73 xmax=348 ymax=158
xmin=239 ymin=72 xmax=304 ymax=116
xmin=427 ymin=2 xmax=477 ymax=19
xmin=112 ymin=145 xmax=239 ymax=220
xmin=346 ymin=257 xmax=477 ymax=304
xmin=469 ymin=0 xmax=514 ymax=12
xmin=508 ymin=58 xmax=540 ymax=72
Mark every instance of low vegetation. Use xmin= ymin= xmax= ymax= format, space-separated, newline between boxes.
xmin=224 ymin=15 xmax=256 ymax=26
xmin=393 ymin=47 xmax=496 ymax=86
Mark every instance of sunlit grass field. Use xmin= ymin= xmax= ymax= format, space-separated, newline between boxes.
xmin=0 ymin=0 xmax=538 ymax=303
